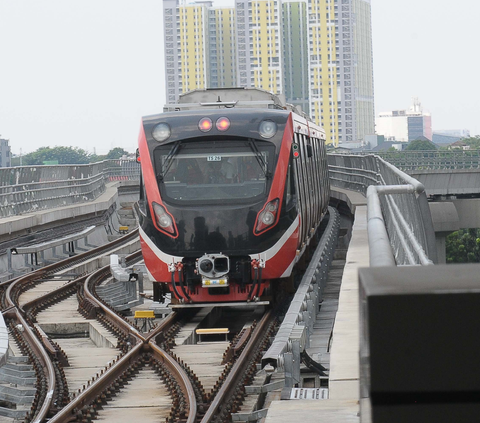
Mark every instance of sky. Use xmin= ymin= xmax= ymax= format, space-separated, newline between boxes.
xmin=0 ymin=0 xmax=478 ymax=156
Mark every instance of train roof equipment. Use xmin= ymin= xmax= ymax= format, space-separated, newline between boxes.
xmin=163 ymin=87 xmax=306 ymax=118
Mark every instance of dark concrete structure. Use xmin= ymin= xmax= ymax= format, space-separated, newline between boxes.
xmin=359 ymin=265 xmax=480 ymax=422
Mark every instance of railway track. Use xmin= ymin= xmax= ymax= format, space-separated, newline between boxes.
xmin=1 ymin=208 xmax=341 ymax=423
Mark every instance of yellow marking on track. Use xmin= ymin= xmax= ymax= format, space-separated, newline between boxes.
xmin=196 ymin=328 xmax=229 ymax=334
xmin=134 ymin=310 xmax=155 ymax=319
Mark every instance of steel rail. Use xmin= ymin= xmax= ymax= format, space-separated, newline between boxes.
xmin=2 ymin=229 xmax=139 ymax=310
xmin=22 ymin=277 xmax=85 ymax=321
xmin=201 ymin=309 xmax=274 ymax=423
xmin=47 ymin=342 xmax=144 ymax=423
xmin=23 ymin=249 xmax=143 ymax=319
xmin=149 ymin=343 xmax=198 ymax=423
xmin=1 ymin=232 xmax=140 ymax=421
xmin=2 ymin=308 xmax=56 ymax=423
xmin=82 ymin=251 xmax=143 ymax=336
xmin=49 ymin=255 xmax=197 ymax=423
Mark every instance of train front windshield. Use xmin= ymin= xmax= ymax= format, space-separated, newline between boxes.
xmin=154 ymin=140 xmax=274 ymax=203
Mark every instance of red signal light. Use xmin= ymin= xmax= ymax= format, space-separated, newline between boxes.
xmin=216 ymin=117 xmax=230 ymax=131
xmin=199 ymin=117 xmax=213 ymax=132
xmin=293 ymin=151 xmax=300 ymax=158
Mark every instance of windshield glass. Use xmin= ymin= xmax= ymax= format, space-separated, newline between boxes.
xmin=154 ymin=140 xmax=275 ymax=203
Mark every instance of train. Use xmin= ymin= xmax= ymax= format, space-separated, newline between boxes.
xmin=136 ymin=88 xmax=330 ymax=305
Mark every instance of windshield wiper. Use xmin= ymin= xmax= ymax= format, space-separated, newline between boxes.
xmin=247 ymin=139 xmax=271 ymax=179
xmin=158 ymin=140 xmax=182 ymax=182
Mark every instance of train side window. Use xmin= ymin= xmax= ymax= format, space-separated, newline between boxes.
xmin=285 ymin=160 xmax=296 ymax=209
xmin=306 ymin=144 xmax=313 ymax=158
xmin=138 ymin=173 xmax=148 ymax=216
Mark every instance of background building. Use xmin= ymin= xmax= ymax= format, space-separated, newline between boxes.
xmin=163 ymin=0 xmax=212 ymax=103
xmin=235 ymin=0 xmax=283 ymax=94
xmin=434 ymin=129 xmax=470 ymax=138
xmin=307 ymin=0 xmax=375 ymax=145
xmin=283 ymin=1 xmax=309 ymax=114
xmin=163 ymin=0 xmax=375 ymax=146
xmin=0 ymin=139 xmax=11 ymax=167
xmin=376 ymin=98 xmax=433 ymax=142
xmin=209 ymin=7 xmax=237 ymax=88
xmin=432 ymin=130 xmax=470 ymax=147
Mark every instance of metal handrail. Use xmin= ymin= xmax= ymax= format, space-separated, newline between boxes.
xmin=356 ymin=149 xmax=480 ymax=172
xmin=328 ymin=153 xmax=437 ymax=266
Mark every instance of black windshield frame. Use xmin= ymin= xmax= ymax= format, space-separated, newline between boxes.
xmin=153 ymin=138 xmax=276 ymax=206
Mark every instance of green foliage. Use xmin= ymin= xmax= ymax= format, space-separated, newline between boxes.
xmin=16 ymin=146 xmax=132 ymax=166
xmin=22 ymin=146 xmax=91 ymax=165
xmin=89 ymin=148 xmax=131 ymax=163
xmin=105 ymin=147 xmax=129 ymax=160
xmin=405 ymin=139 xmax=437 ymax=151
xmin=446 ymin=229 xmax=480 ymax=263
xmin=460 ymin=136 xmax=480 ymax=149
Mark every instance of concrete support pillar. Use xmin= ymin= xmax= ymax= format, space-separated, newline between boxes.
xmin=429 ymin=202 xmax=460 ymax=264
xmin=435 ymin=232 xmax=448 ymax=264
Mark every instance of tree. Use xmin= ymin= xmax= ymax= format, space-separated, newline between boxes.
xmin=22 ymin=146 xmax=91 ymax=165
xmin=460 ymin=136 xmax=480 ymax=149
xmin=105 ymin=147 xmax=129 ymax=160
xmin=405 ymin=139 xmax=437 ymax=151
xmin=446 ymin=229 xmax=480 ymax=263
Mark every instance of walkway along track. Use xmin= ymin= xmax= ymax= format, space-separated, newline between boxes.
xmin=0 ymin=208 xmax=341 ymax=423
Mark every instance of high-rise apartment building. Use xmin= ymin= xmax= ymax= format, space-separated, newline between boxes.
xmin=235 ymin=0 xmax=283 ymax=94
xmin=353 ymin=0 xmax=375 ymax=144
xmin=307 ymin=0 xmax=374 ymax=145
xmin=163 ymin=0 xmax=212 ymax=103
xmin=283 ymin=2 xmax=309 ymax=114
xmin=163 ymin=0 xmax=375 ymax=146
xmin=209 ymin=7 xmax=237 ymax=88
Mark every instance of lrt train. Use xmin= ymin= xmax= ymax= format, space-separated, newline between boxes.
xmin=136 ymin=88 xmax=330 ymax=305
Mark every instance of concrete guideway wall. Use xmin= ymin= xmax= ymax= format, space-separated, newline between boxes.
xmin=0 ymin=181 xmax=119 ymax=237
xmin=0 ymin=159 xmax=140 ymax=219
xmin=0 ymin=180 xmax=140 ymax=281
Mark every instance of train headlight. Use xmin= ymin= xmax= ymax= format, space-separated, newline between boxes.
xmin=261 ymin=211 xmax=275 ymax=225
xmin=259 ymin=120 xmax=277 ymax=139
xmin=152 ymin=202 xmax=176 ymax=235
xmin=152 ymin=123 xmax=171 ymax=142
xmin=255 ymin=198 xmax=279 ymax=235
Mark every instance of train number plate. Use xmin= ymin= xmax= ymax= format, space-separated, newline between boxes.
xmin=202 ymin=278 xmax=229 ymax=287
xmin=207 ymin=155 xmax=222 ymax=162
